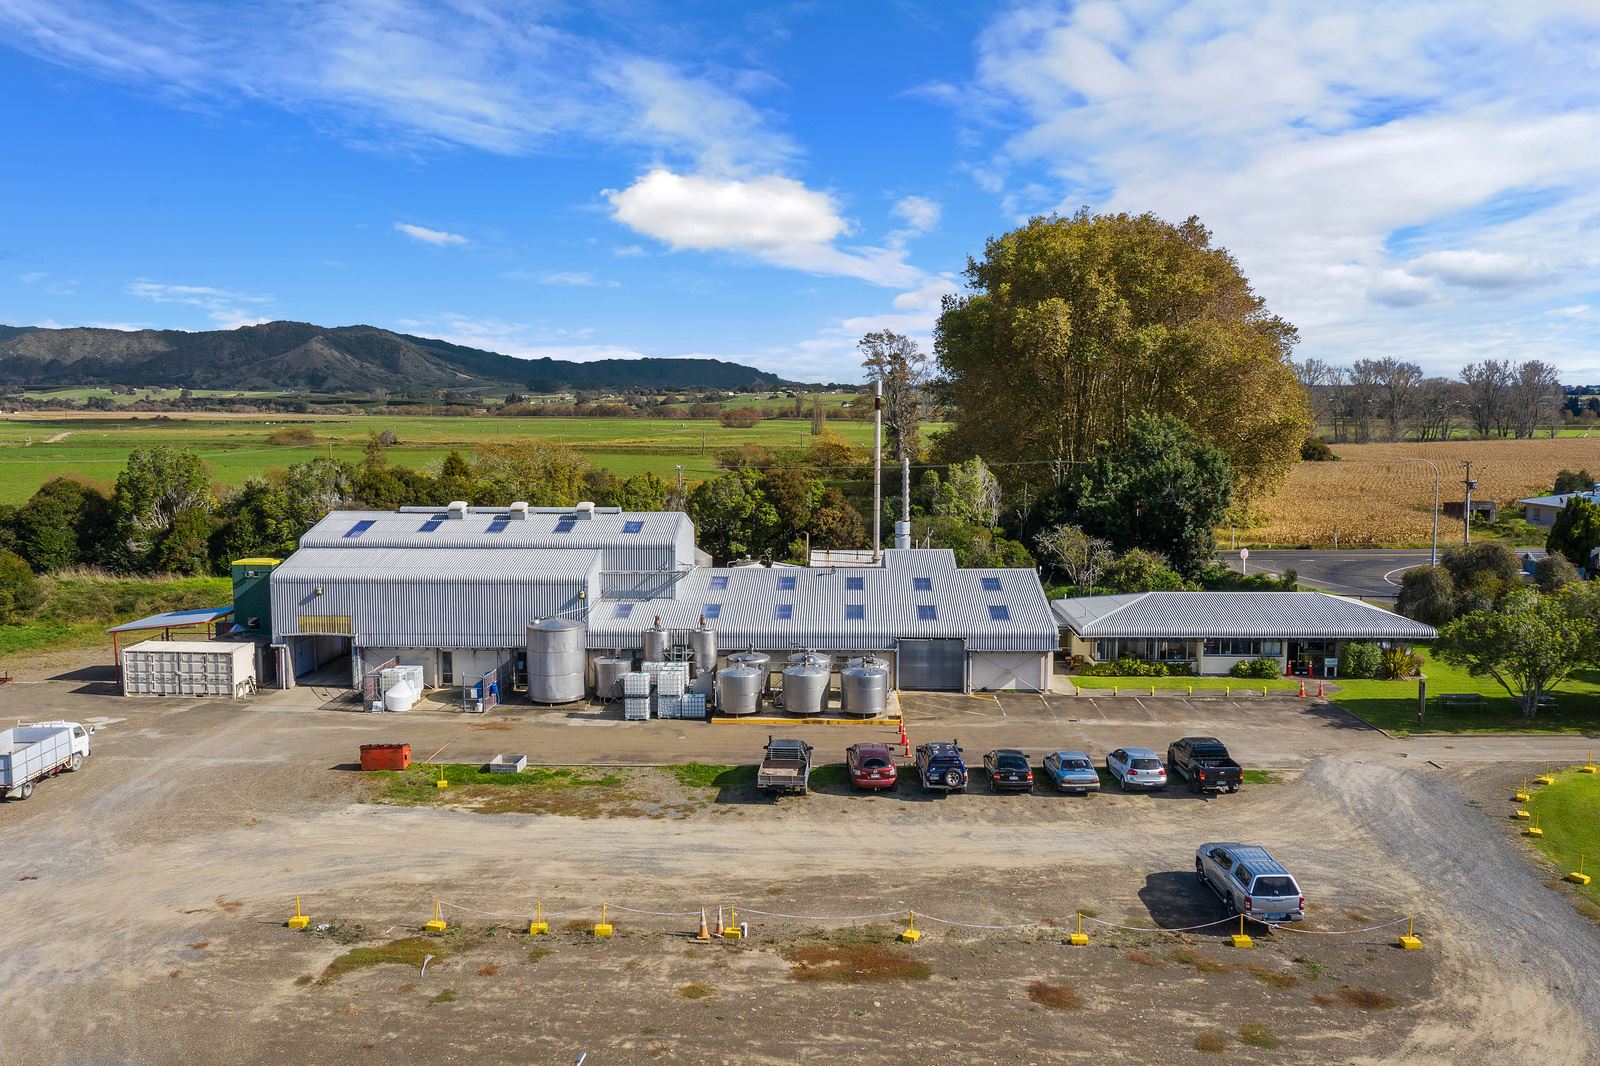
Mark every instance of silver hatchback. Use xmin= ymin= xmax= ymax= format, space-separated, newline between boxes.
xmin=1105 ymin=747 xmax=1167 ymax=791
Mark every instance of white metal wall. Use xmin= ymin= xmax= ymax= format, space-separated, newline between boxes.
xmin=968 ymin=651 xmax=1050 ymax=692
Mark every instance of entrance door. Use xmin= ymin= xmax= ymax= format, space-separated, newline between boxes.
xmin=897 ymin=639 xmax=964 ymax=691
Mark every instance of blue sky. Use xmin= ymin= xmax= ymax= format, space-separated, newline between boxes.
xmin=2 ymin=1 xmax=1599 ymax=383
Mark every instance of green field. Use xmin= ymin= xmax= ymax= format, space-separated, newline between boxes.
xmin=0 ymin=414 xmax=899 ymax=504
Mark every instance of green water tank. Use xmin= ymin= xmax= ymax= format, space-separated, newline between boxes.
xmin=231 ymin=557 xmax=281 ymax=640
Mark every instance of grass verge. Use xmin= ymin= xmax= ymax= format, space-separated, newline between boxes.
xmin=368 ymin=764 xmax=635 ymax=817
xmin=0 ymin=572 xmax=232 ymax=662
xmin=320 ymin=937 xmax=444 ymax=984
xmin=780 ymin=929 xmax=931 ymax=984
xmin=1525 ymin=770 xmax=1600 ymax=912
xmin=1066 ymin=675 xmax=1299 ymax=692
xmin=1242 ymin=769 xmax=1283 ymax=785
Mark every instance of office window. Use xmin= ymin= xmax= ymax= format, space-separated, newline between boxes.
xmin=774 ymin=603 xmax=793 ymax=620
xmin=703 ymin=603 xmax=722 ymax=619
xmin=913 ymin=577 xmax=933 ymax=591
xmin=846 ymin=575 xmax=864 ymax=591
xmin=988 ymin=605 xmax=1010 ymax=621
xmin=845 ymin=604 xmax=865 ymax=620
xmin=916 ymin=604 xmax=937 ymax=621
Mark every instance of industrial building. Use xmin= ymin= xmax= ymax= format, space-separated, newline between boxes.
xmin=1053 ymin=591 xmax=1438 ymax=678
xmin=267 ymin=502 xmax=1058 ymax=701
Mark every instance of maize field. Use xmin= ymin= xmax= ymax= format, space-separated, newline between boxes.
xmin=1243 ymin=439 xmax=1600 ymax=547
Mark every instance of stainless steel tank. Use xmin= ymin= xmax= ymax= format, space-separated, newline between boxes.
xmin=592 ymin=655 xmax=631 ymax=703
xmin=841 ymin=659 xmax=889 ymax=717
xmin=689 ymin=621 xmax=717 ymax=676
xmin=715 ymin=665 xmax=763 ymax=715
xmin=527 ymin=617 xmax=586 ymax=704
xmin=782 ymin=655 xmax=830 ymax=716
xmin=726 ymin=649 xmax=771 ymax=691
xmin=642 ymin=618 xmax=670 ymax=662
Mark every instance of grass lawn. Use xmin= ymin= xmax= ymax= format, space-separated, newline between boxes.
xmin=1524 ymin=771 xmax=1600 ymax=916
xmin=1330 ymin=648 xmax=1600 ymax=736
xmin=1065 ymin=676 xmax=1300 ymax=693
xmin=0 ymin=573 xmax=232 ymax=663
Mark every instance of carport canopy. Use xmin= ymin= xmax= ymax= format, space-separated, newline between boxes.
xmin=107 ymin=605 xmax=235 ymax=675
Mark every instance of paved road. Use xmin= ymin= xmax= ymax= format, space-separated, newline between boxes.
xmin=1222 ymin=548 xmax=1442 ymax=599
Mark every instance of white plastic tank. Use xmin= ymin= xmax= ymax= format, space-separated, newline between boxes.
xmin=841 ymin=656 xmax=890 ymax=717
xmin=716 ymin=665 xmax=763 ymax=715
xmin=782 ymin=654 xmax=830 ymax=716
xmin=383 ymin=679 xmax=419 ymax=712
xmin=593 ymin=655 xmax=631 ymax=703
xmin=527 ymin=617 xmax=587 ymax=704
xmin=642 ymin=617 xmax=670 ymax=663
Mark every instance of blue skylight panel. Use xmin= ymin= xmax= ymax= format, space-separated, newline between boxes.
xmin=846 ymin=575 xmax=864 ymax=591
xmin=774 ymin=603 xmax=793 ymax=620
xmin=981 ymin=577 xmax=1002 ymax=591
xmin=553 ymin=518 xmax=576 ymax=533
xmin=777 ymin=575 xmax=796 ymax=590
xmin=613 ymin=603 xmax=635 ymax=619
xmin=708 ymin=575 xmax=729 ymax=590
xmin=622 ymin=520 xmax=644 ymax=534
xmin=419 ymin=516 xmax=447 ymax=532
xmin=486 ymin=517 xmax=510 ymax=534
xmin=703 ymin=603 xmax=722 ymax=619
xmin=988 ymin=605 xmax=1011 ymax=621
xmin=845 ymin=604 xmax=865 ymax=620
xmin=344 ymin=519 xmax=375 ymax=539
xmin=913 ymin=577 xmax=933 ymax=591
xmin=916 ymin=604 xmax=937 ymax=621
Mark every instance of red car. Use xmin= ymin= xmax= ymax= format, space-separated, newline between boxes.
xmin=845 ymin=743 xmax=898 ymax=790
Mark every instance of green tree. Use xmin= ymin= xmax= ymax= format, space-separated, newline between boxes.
xmin=1547 ymin=496 xmax=1600 ymax=568
xmin=1552 ymin=468 xmax=1596 ymax=494
xmin=1532 ymin=553 xmax=1579 ymax=592
xmin=0 ymin=548 xmax=41 ymax=623
xmin=1101 ymin=548 xmax=1192 ymax=593
xmin=1395 ymin=565 xmax=1456 ymax=626
xmin=109 ymin=446 xmax=216 ymax=573
xmin=932 ymin=457 xmax=1002 ymax=527
xmin=762 ymin=467 xmax=825 ymax=536
xmin=1063 ymin=414 xmax=1235 ymax=576
xmin=471 ymin=440 xmax=588 ymax=505
xmin=436 ymin=450 xmax=478 ymax=503
xmin=1034 ymin=523 xmax=1111 ymax=591
xmin=911 ymin=516 xmax=1033 ymax=568
xmin=809 ymin=488 xmax=867 ymax=549
xmin=606 ymin=472 xmax=672 ymax=511
xmin=15 ymin=477 xmax=112 ymax=572
xmin=1435 ymin=585 xmax=1600 ymax=718
xmin=934 ymin=210 xmax=1308 ymax=499
xmin=688 ymin=470 xmax=780 ymax=562
xmin=859 ymin=330 xmax=928 ymax=461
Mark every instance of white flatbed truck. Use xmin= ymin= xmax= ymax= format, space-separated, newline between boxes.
xmin=1 ymin=721 xmax=93 ymax=800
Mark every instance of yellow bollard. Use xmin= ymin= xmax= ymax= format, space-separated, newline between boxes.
xmin=1187 ymin=685 xmax=1193 ymax=697
xmin=722 ymin=904 xmax=744 ymax=940
xmin=435 ymin=763 xmax=448 ymax=789
xmin=1526 ymin=816 xmax=1544 ymax=838
xmin=1068 ymin=911 xmax=1088 ymax=946
xmin=1113 ymin=685 xmax=1119 ymax=697
xmin=899 ymin=909 xmax=922 ymax=943
xmin=425 ymin=900 xmax=447 ymax=933
xmin=1262 ymin=686 xmax=1268 ymax=698
xmin=1513 ymin=809 xmax=1531 ymax=820
xmin=1150 ymin=684 xmax=1156 ymax=696
xmin=528 ymin=901 xmax=548 ymax=936
xmin=287 ymin=895 xmax=310 ymax=930
xmin=1398 ymin=916 xmax=1422 ymax=950
xmin=1583 ymin=751 xmax=1598 ymax=774
xmin=1224 ymin=686 xmax=1231 ymax=697
xmin=1568 ymin=856 xmax=1592 ymax=886
xmin=1536 ymin=764 xmax=1555 ymax=786
xmin=1514 ymin=779 xmax=1531 ymax=803
xmin=1230 ymin=913 xmax=1253 ymax=949
xmin=593 ymin=902 xmax=613 ymax=938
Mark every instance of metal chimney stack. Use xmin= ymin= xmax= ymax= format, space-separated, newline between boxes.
xmin=894 ymin=456 xmax=911 ymax=549
xmin=872 ymin=380 xmax=882 ymax=563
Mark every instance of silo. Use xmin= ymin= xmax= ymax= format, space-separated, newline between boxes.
xmin=642 ymin=617 xmax=670 ymax=663
xmin=716 ymin=665 xmax=763 ymax=715
xmin=593 ymin=655 xmax=632 ymax=703
xmin=689 ymin=619 xmax=717 ymax=676
xmin=782 ymin=655 xmax=830 ymax=716
xmin=527 ymin=617 xmax=587 ymax=704
xmin=841 ymin=658 xmax=889 ymax=717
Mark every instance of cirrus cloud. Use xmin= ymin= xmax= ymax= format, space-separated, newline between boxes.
xmin=394 ymin=222 xmax=468 ymax=247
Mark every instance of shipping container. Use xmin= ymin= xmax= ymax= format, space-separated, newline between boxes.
xmin=120 ymin=640 xmax=258 ymax=698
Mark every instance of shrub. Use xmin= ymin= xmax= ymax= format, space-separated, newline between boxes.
xmin=1300 ymin=436 xmax=1338 ymax=461
xmin=0 ymin=549 xmax=41 ymax=624
xmin=1339 ymin=642 xmax=1381 ymax=679
xmin=265 ymin=426 xmax=318 ymax=446
xmin=1379 ymin=647 xmax=1423 ymax=680
xmin=718 ymin=407 xmax=762 ymax=429
xmin=1229 ymin=656 xmax=1282 ymax=679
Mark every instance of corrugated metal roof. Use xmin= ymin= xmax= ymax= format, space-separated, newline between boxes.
xmin=298 ymin=508 xmax=693 ymax=550
xmin=591 ymin=555 xmax=1057 ymax=652
xmin=1519 ymin=492 xmax=1597 ymax=508
xmin=273 ymin=546 xmax=601 ymax=580
xmin=107 ymin=605 xmax=234 ymax=633
xmin=1051 ymin=591 xmax=1437 ymax=641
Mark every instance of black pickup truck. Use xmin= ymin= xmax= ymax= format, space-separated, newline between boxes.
xmin=1165 ymin=737 xmax=1244 ymax=795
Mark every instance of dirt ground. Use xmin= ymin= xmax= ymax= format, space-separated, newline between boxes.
xmin=3 ymin=663 xmax=1598 ymax=1064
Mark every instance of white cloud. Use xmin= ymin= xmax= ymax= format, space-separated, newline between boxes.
xmin=1405 ymin=249 xmax=1548 ymax=289
xmin=1551 ymin=305 xmax=1591 ymax=318
xmin=611 ymin=244 xmax=647 ymax=258
xmin=533 ymin=271 xmax=620 ymax=288
xmin=125 ymin=279 xmax=273 ymax=327
xmin=606 ymin=168 xmax=923 ymax=287
xmin=17 ymin=271 xmax=76 ymax=295
xmin=394 ymin=222 xmax=468 ymax=246
xmin=890 ymin=194 xmax=941 ymax=240
xmin=1366 ymin=269 xmax=1437 ymax=308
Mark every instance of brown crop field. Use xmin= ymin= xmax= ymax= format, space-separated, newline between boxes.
xmin=1246 ymin=439 xmax=1600 ymax=547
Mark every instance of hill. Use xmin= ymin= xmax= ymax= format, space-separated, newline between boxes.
xmin=0 ymin=321 xmax=789 ymax=392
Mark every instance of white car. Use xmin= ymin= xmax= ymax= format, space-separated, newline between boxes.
xmin=1195 ymin=843 xmax=1305 ymax=922
xmin=1105 ymin=746 xmax=1167 ymax=792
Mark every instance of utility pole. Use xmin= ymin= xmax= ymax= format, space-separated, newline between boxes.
xmin=1462 ymin=461 xmax=1476 ymax=546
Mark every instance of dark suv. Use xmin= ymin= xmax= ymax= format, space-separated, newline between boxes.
xmin=915 ymin=740 xmax=968 ymax=793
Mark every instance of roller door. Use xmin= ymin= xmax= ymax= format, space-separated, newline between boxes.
xmin=896 ymin=638 xmax=964 ymax=691
xmin=969 ymin=651 xmax=1048 ymax=692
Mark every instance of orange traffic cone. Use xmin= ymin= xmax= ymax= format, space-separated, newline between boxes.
xmin=695 ymin=909 xmax=712 ymax=942
xmin=714 ymin=907 xmax=725 ymax=937
xmin=1298 ymin=680 xmax=1306 ymax=698
xmin=1316 ymin=681 xmax=1325 ymax=698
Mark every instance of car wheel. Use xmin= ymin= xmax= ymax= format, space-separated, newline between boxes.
xmin=1119 ymin=776 xmax=1128 ymax=793
xmin=1195 ymin=860 xmax=1205 ymax=883
xmin=945 ymin=769 xmax=962 ymax=788
xmin=69 ymin=753 xmax=84 ymax=772
xmin=1228 ymin=784 xmax=1240 ymax=794
xmin=1189 ymin=776 xmax=1200 ymax=794
xmin=18 ymin=780 xmax=33 ymax=800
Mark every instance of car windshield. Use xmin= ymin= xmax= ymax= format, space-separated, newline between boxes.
xmin=862 ymin=757 xmax=889 ymax=769
xmin=1132 ymin=758 xmax=1161 ymax=770
xmin=1254 ymin=876 xmax=1297 ymax=896
xmin=997 ymin=755 xmax=1028 ymax=769
xmin=1192 ymin=746 xmax=1227 ymax=758
xmin=1064 ymin=759 xmax=1091 ymax=770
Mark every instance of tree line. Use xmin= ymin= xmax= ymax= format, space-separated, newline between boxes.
xmin=1296 ymin=356 xmax=1562 ymax=443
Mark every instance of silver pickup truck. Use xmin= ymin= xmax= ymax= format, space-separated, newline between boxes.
xmin=1195 ymin=842 xmax=1305 ymax=923
xmin=756 ymin=737 xmax=813 ymax=796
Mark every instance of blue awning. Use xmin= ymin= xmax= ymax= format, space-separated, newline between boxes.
xmin=107 ymin=605 xmax=234 ymax=634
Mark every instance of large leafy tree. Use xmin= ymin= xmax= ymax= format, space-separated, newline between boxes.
xmin=932 ymin=457 xmax=1002 ymax=528
xmin=688 ymin=470 xmax=780 ymax=562
xmin=15 ymin=477 xmax=112 ymax=572
xmin=859 ymin=329 xmax=929 ymax=461
xmin=1435 ymin=585 xmax=1600 ymax=718
xmin=470 ymin=441 xmax=588 ymax=505
xmin=1034 ymin=523 xmax=1111 ymax=592
xmin=1547 ymin=496 xmax=1600 ymax=568
xmin=1395 ymin=565 xmax=1457 ymax=627
xmin=935 ymin=210 xmax=1308 ymax=498
xmin=0 ymin=548 xmax=41 ymax=624
xmin=1059 ymin=414 xmax=1235 ymax=577
xmin=1101 ymin=548 xmax=1192 ymax=593
xmin=109 ymin=446 xmax=215 ymax=573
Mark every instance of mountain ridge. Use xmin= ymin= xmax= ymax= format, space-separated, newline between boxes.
xmin=0 ymin=320 xmax=792 ymax=392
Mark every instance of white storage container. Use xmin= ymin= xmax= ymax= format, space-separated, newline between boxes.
xmin=623 ymin=671 xmax=653 ymax=697
xmin=121 ymin=640 xmax=258 ymax=698
xmin=624 ymin=697 xmax=651 ymax=721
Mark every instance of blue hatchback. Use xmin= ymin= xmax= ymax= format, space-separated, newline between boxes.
xmin=1042 ymin=750 xmax=1100 ymax=795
